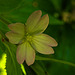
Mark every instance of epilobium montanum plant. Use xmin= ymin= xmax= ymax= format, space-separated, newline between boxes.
xmin=5 ymin=10 xmax=58 ymax=66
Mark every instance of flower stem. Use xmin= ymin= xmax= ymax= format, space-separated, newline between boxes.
xmin=36 ymin=56 xmax=75 ymax=67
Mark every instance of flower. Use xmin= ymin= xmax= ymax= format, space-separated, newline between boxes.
xmin=5 ymin=10 xmax=58 ymax=66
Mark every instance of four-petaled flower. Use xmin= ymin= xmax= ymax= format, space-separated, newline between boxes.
xmin=6 ymin=10 xmax=58 ymax=66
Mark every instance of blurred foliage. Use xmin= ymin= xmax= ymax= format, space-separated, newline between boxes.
xmin=0 ymin=0 xmax=75 ymax=75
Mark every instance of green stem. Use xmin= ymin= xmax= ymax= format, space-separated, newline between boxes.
xmin=21 ymin=64 xmax=26 ymax=75
xmin=36 ymin=56 xmax=75 ymax=67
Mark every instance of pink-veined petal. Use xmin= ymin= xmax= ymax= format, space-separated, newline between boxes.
xmin=32 ymin=14 xmax=49 ymax=34
xmin=8 ymin=23 xmax=25 ymax=35
xmin=33 ymin=34 xmax=58 ymax=47
xmin=32 ymin=38 xmax=54 ymax=54
xmin=16 ymin=42 xmax=26 ymax=64
xmin=16 ymin=41 xmax=35 ymax=66
xmin=26 ymin=42 xmax=35 ymax=66
xmin=5 ymin=31 xmax=23 ymax=44
xmin=27 ymin=14 xmax=49 ymax=35
xmin=25 ymin=10 xmax=42 ymax=33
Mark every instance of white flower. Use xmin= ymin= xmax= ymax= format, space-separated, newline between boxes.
xmin=6 ymin=10 xmax=58 ymax=66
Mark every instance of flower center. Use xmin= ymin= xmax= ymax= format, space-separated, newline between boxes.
xmin=26 ymin=35 xmax=32 ymax=42
xmin=24 ymin=33 xmax=33 ymax=42
xmin=19 ymin=33 xmax=33 ymax=44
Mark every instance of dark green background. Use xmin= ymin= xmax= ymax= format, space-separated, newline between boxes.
xmin=0 ymin=0 xmax=75 ymax=75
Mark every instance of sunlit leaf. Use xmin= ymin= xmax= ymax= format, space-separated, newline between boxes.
xmin=3 ymin=41 xmax=23 ymax=75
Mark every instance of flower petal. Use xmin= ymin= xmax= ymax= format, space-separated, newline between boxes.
xmin=16 ymin=41 xmax=35 ymax=65
xmin=27 ymin=14 xmax=49 ymax=35
xmin=16 ymin=43 xmax=26 ymax=64
xmin=26 ymin=42 xmax=35 ymax=66
xmin=8 ymin=23 xmax=25 ymax=35
xmin=5 ymin=31 xmax=23 ymax=44
xmin=33 ymin=14 xmax=49 ymax=34
xmin=32 ymin=37 xmax=54 ymax=54
xmin=33 ymin=34 xmax=58 ymax=47
xmin=26 ymin=10 xmax=42 ymax=33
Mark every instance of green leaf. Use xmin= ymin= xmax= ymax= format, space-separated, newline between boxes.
xmin=49 ymin=15 xmax=64 ymax=25
xmin=2 ymin=1 xmax=38 ymax=23
xmin=3 ymin=41 xmax=23 ymax=75
xmin=0 ymin=22 xmax=10 ymax=34
xmin=23 ymin=62 xmax=36 ymax=75
xmin=35 ymin=55 xmax=75 ymax=67
xmin=0 ymin=0 xmax=23 ymax=14
xmin=0 ymin=54 xmax=7 ymax=75
xmin=31 ymin=62 xmax=46 ymax=75
xmin=50 ymin=0 xmax=62 ymax=11
xmin=0 ymin=16 xmax=11 ymax=25
xmin=23 ymin=61 xmax=46 ymax=75
xmin=42 ymin=12 xmax=64 ymax=25
xmin=0 ymin=44 xmax=4 ymax=59
xmin=0 ymin=0 xmax=64 ymax=26
xmin=0 ymin=36 xmax=6 ymax=58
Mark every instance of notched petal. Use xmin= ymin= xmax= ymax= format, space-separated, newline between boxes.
xmin=26 ymin=10 xmax=42 ymax=26
xmin=5 ymin=31 xmax=23 ymax=44
xmin=16 ymin=42 xmax=35 ymax=66
xmin=8 ymin=23 xmax=25 ymax=35
xmin=26 ymin=10 xmax=42 ymax=34
xmin=36 ymin=14 xmax=49 ymax=33
xmin=26 ymin=10 xmax=42 ymax=33
xmin=27 ymin=13 xmax=49 ymax=34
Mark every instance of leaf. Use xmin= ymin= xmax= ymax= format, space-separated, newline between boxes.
xmin=0 ymin=48 xmax=4 ymax=59
xmin=49 ymin=15 xmax=64 ymax=25
xmin=30 ymin=62 xmax=46 ymax=75
xmin=23 ymin=61 xmax=46 ymax=75
xmin=0 ymin=36 xmax=6 ymax=58
xmin=0 ymin=54 xmax=7 ymax=75
xmin=0 ymin=0 xmax=23 ymax=14
xmin=23 ymin=62 xmax=36 ymax=75
xmin=3 ymin=41 xmax=23 ymax=75
xmin=2 ymin=1 xmax=38 ymax=23
xmin=0 ymin=0 xmax=64 ymax=26
xmin=44 ymin=24 xmax=75 ymax=75
xmin=50 ymin=0 xmax=62 ymax=11
xmin=0 ymin=22 xmax=9 ymax=34
xmin=35 ymin=0 xmax=54 ymax=13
